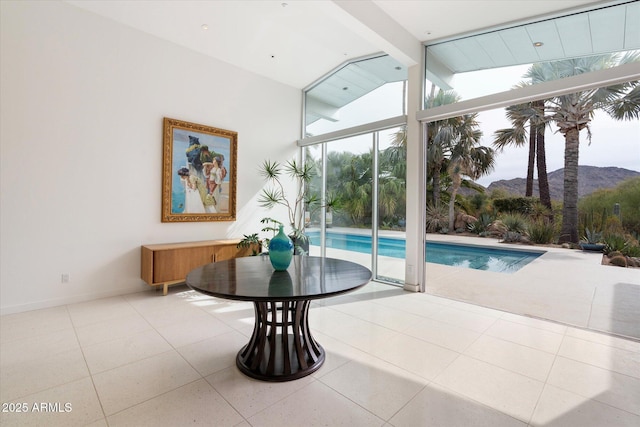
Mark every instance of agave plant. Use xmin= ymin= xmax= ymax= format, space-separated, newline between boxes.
xmin=581 ymin=228 xmax=603 ymax=244
xmin=468 ymin=213 xmax=494 ymax=235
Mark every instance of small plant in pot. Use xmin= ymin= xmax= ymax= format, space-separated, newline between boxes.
xmin=237 ymin=217 xmax=283 ymax=255
xmin=580 ymin=228 xmax=605 ymax=252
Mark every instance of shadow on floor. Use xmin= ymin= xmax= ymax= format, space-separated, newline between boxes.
xmin=589 ymin=282 xmax=640 ymax=340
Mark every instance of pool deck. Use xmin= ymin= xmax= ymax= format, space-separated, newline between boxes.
xmin=313 ymin=230 xmax=640 ymax=341
xmin=424 ymin=234 xmax=639 ymax=341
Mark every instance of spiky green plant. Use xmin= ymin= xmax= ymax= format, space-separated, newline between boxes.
xmin=603 ymin=233 xmax=628 ymax=255
xmin=468 ymin=213 xmax=494 ymax=235
xmin=501 ymin=213 xmax=529 ymax=234
xmin=529 ymin=219 xmax=556 ymax=244
xmin=581 ymin=228 xmax=603 ymax=244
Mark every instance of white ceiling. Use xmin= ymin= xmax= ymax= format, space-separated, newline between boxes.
xmin=65 ymin=0 xmax=616 ymax=89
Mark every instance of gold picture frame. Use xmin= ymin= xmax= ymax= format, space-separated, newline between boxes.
xmin=162 ymin=117 xmax=237 ymax=222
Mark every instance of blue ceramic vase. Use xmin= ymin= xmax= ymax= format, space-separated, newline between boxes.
xmin=268 ymin=225 xmax=294 ymax=271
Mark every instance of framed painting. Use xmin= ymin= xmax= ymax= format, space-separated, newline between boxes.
xmin=162 ymin=117 xmax=237 ymax=222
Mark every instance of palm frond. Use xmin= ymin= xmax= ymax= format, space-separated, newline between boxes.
xmin=258 ymin=188 xmax=285 ymax=209
xmin=493 ymin=127 xmax=527 ymax=149
xmin=260 ymin=160 xmax=281 ymax=179
xmin=605 ymin=84 xmax=640 ymax=120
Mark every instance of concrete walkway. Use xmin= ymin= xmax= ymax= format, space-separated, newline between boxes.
xmin=424 ymin=234 xmax=640 ymax=340
xmin=312 ymin=232 xmax=640 ymax=340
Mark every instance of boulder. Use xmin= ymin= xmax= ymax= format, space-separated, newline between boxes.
xmin=454 ymin=212 xmax=477 ymax=230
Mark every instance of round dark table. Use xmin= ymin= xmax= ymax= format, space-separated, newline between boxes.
xmin=186 ymin=255 xmax=372 ymax=381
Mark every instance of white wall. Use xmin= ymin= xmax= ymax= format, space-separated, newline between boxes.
xmin=0 ymin=1 xmax=301 ymax=314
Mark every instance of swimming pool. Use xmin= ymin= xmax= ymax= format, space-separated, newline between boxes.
xmin=306 ymin=231 xmax=543 ymax=273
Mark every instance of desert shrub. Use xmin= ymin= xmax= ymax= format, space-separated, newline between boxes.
xmin=499 ymin=213 xmax=529 ymax=243
xmin=625 ymin=245 xmax=640 ymax=257
xmin=603 ymin=233 xmax=628 ymax=255
xmin=454 ymin=197 xmax=474 ymax=218
xmin=468 ymin=193 xmax=490 ymax=216
xmin=489 ymin=188 xmax=514 ymax=200
xmin=426 ymin=203 xmax=448 ymax=233
xmin=501 ymin=213 xmax=529 ymax=234
xmin=579 ymin=207 xmax=607 ymax=237
xmin=502 ymin=231 xmax=524 ymax=243
xmin=529 ymin=219 xmax=556 ymax=244
xmin=604 ymin=216 xmax=624 ymax=235
xmin=579 ymin=177 xmax=640 ymax=235
xmin=468 ymin=213 xmax=494 ymax=235
xmin=529 ymin=201 xmax=552 ymax=222
xmin=493 ymin=197 xmax=537 ymax=215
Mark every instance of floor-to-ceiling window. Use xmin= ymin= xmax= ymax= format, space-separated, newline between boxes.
xmin=418 ymin=0 xmax=640 ymax=291
xmin=301 ymin=54 xmax=408 ymax=285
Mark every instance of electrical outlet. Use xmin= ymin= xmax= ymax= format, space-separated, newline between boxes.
xmin=61 ymin=273 xmax=70 ymax=283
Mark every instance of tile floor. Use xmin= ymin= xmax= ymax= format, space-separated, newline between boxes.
xmin=1 ymin=282 xmax=639 ymax=426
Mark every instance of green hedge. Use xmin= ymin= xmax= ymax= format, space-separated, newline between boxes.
xmin=493 ymin=197 xmax=537 ymax=215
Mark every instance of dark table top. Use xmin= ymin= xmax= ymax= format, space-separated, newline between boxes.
xmin=186 ymin=255 xmax=372 ymax=302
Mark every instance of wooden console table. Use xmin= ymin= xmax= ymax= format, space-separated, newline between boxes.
xmin=141 ymin=239 xmax=257 ymax=295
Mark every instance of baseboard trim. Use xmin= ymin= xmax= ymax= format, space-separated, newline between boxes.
xmin=0 ymin=283 xmax=148 ymax=315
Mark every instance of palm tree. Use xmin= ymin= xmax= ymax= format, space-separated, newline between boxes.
xmin=528 ymin=53 xmax=640 ymax=243
xmin=325 ymin=150 xmax=373 ymax=225
xmin=388 ymin=126 xmax=407 ymax=179
xmin=446 ymin=114 xmax=495 ymax=230
xmin=425 ymin=90 xmax=468 ymax=207
xmin=533 ymin=98 xmax=552 ymax=217
xmin=493 ymin=98 xmax=552 ymax=213
xmin=380 ymin=130 xmax=407 ymax=226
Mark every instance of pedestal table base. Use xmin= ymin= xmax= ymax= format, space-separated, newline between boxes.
xmin=236 ymin=300 xmax=324 ymax=381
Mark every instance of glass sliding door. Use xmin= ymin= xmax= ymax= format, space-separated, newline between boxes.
xmin=305 ymin=144 xmax=324 ymax=256
xmin=320 ymin=134 xmax=374 ymax=271
xmin=304 ymin=125 xmax=407 ymax=285
xmin=375 ymin=126 xmax=406 ymax=283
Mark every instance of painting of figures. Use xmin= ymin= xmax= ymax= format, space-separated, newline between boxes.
xmin=162 ymin=118 xmax=237 ymax=222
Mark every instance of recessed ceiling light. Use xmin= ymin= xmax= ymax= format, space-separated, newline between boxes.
xmin=201 ymin=24 xmax=209 ymax=30
xmin=395 ymin=66 xmax=402 ymax=70
xmin=533 ymin=41 xmax=543 ymax=47
xmin=342 ymin=87 xmax=348 ymax=91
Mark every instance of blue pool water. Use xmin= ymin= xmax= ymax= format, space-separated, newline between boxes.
xmin=307 ymin=231 xmax=543 ymax=273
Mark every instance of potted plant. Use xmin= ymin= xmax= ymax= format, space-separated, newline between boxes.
xmin=237 ymin=217 xmax=283 ymax=255
xmin=579 ymin=228 xmax=605 ymax=252
xmin=257 ymin=159 xmax=315 ymax=254
xmin=257 ymin=159 xmax=341 ymax=254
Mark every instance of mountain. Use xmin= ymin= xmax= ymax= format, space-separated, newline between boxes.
xmin=485 ymin=166 xmax=640 ymax=200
